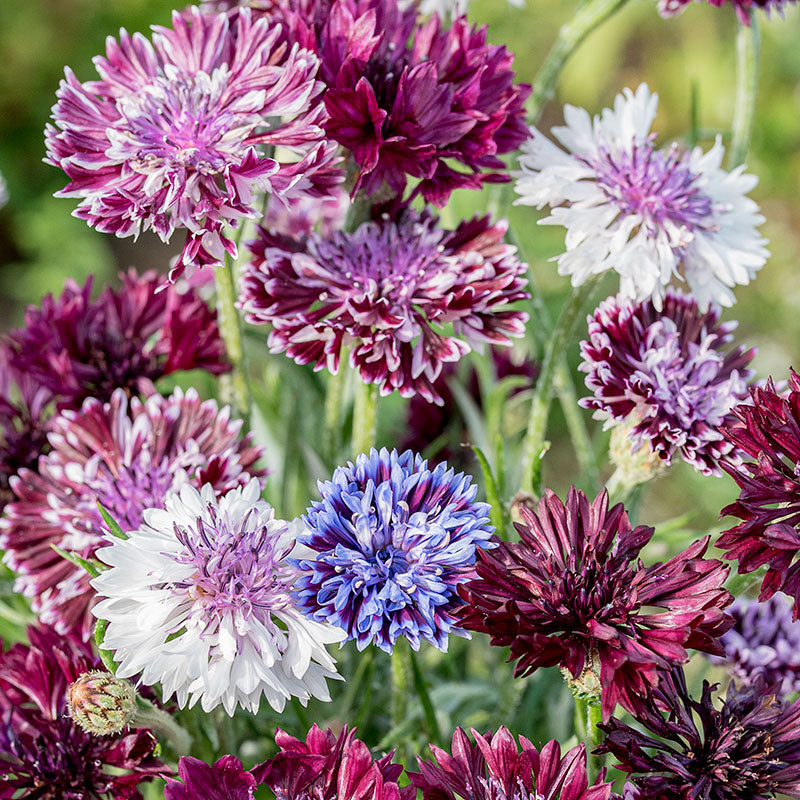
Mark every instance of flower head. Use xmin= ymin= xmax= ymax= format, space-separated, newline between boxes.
xmin=599 ymin=668 xmax=800 ymax=800
xmin=67 ymin=671 xmax=138 ymax=736
xmin=0 ymin=626 xmax=164 ymax=798
xmin=409 ymin=726 xmax=614 ymax=800
xmin=253 ymin=724 xmax=413 ymax=800
xmin=240 ymin=210 xmax=528 ymax=403
xmin=46 ymin=7 xmax=337 ymax=281
xmin=717 ymin=370 xmax=800 ymax=617
xmin=293 ymin=448 xmax=495 ymax=653
xmin=457 ymin=486 xmax=733 ymax=719
xmin=579 ymin=290 xmax=755 ymax=476
xmin=0 ymin=387 xmax=264 ymax=637
xmin=92 ymin=479 xmax=343 ymax=715
xmin=515 ymin=84 xmax=768 ymax=308
xmin=7 ymin=270 xmax=228 ymax=412
xmin=658 ymin=0 xmax=797 ymax=24
xmin=166 ymin=756 xmax=258 ymax=800
xmin=713 ymin=593 xmax=800 ymax=697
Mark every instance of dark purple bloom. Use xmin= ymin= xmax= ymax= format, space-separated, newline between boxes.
xmin=6 ymin=270 xmax=229 ymax=413
xmin=166 ymin=756 xmax=257 ymax=800
xmin=240 ymin=210 xmax=529 ymax=403
xmin=457 ymin=486 xmax=733 ymax=720
xmin=409 ymin=726 xmax=614 ymax=800
xmin=253 ymin=724 xmax=414 ymax=800
xmin=717 ymin=370 xmax=800 ymax=617
xmin=713 ymin=593 xmax=800 ymax=697
xmin=579 ymin=290 xmax=754 ymax=476
xmin=0 ymin=625 xmax=165 ymax=798
xmin=45 ymin=7 xmax=337 ymax=281
xmin=0 ymin=387 xmax=264 ymax=638
xmin=292 ymin=447 xmax=495 ymax=653
xmin=599 ymin=667 xmax=800 ymax=800
xmin=658 ymin=0 xmax=797 ymax=24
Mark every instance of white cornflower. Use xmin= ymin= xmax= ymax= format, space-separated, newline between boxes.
xmin=514 ymin=83 xmax=769 ymax=308
xmin=91 ymin=479 xmax=344 ymax=716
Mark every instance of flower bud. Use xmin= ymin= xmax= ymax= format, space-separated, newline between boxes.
xmin=67 ymin=670 xmax=137 ymax=736
xmin=608 ymin=415 xmax=668 ymax=491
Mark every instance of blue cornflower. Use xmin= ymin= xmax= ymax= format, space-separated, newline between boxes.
xmin=292 ymin=448 xmax=495 ymax=653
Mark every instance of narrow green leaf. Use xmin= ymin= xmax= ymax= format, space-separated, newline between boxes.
xmin=93 ymin=619 xmax=119 ymax=673
xmin=97 ymin=502 xmax=128 ymax=539
xmin=408 ymin=649 xmax=442 ymax=745
xmin=51 ymin=544 xmax=104 ymax=578
xmin=472 ymin=446 xmax=505 ymax=538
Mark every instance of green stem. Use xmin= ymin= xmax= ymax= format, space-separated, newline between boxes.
xmin=408 ymin=647 xmax=442 ymax=745
xmin=323 ymin=358 xmax=349 ymax=459
xmin=519 ymin=277 xmax=602 ymax=494
xmin=215 ymin=259 xmax=251 ymax=423
xmin=391 ymin=640 xmax=412 ymax=730
xmin=573 ymin=697 xmax=604 ymax=782
xmin=729 ymin=11 xmax=760 ymax=169
xmin=133 ymin=698 xmax=192 ymax=756
xmin=338 ymin=648 xmax=375 ymax=723
xmin=527 ymin=0 xmax=631 ymax=122
xmin=352 ymin=380 xmax=379 ymax=457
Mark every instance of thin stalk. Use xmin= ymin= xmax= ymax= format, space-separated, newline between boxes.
xmin=408 ymin=648 xmax=442 ymax=745
xmin=729 ymin=12 xmax=760 ymax=169
xmin=573 ymin=697 xmax=604 ymax=782
xmin=520 ymin=277 xmax=602 ymax=493
xmin=527 ymin=0 xmax=632 ymax=122
xmin=133 ymin=698 xmax=192 ymax=756
xmin=352 ymin=380 xmax=379 ymax=457
xmin=391 ymin=640 xmax=412 ymax=730
xmin=338 ymin=648 xmax=375 ymax=723
xmin=323 ymin=359 xmax=349 ymax=459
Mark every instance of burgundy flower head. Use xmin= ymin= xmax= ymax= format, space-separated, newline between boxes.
xmin=457 ymin=486 xmax=733 ymax=719
xmin=166 ymin=756 xmax=257 ymax=800
xmin=0 ymin=387 xmax=264 ymax=638
xmin=7 ymin=270 xmax=228 ymax=412
xmin=409 ymin=726 xmax=614 ymax=800
xmin=253 ymin=724 xmax=414 ymax=800
xmin=658 ymin=0 xmax=797 ymax=25
xmin=0 ymin=625 xmax=164 ymax=798
xmin=579 ymin=290 xmax=754 ymax=476
xmin=599 ymin=667 xmax=800 ymax=800
xmin=717 ymin=370 xmax=800 ymax=618
xmin=240 ymin=210 xmax=529 ymax=403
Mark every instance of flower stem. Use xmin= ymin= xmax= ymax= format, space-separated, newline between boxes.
xmin=352 ymin=380 xmax=379 ymax=457
xmin=573 ymin=697 xmax=604 ymax=782
xmin=133 ymin=697 xmax=192 ymax=756
xmin=527 ymin=0 xmax=631 ymax=122
xmin=729 ymin=11 xmax=760 ymax=169
xmin=391 ymin=640 xmax=412 ymax=730
xmin=215 ymin=259 xmax=251 ymax=424
xmin=519 ymin=277 xmax=602 ymax=494
xmin=323 ymin=359 xmax=349 ymax=459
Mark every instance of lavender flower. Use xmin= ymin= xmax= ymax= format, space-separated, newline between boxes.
xmin=579 ymin=290 xmax=755 ymax=476
xmin=515 ymin=84 xmax=768 ymax=308
xmin=292 ymin=448 xmax=496 ymax=653
xmin=240 ymin=210 xmax=529 ymax=403
xmin=659 ymin=0 xmax=797 ymax=24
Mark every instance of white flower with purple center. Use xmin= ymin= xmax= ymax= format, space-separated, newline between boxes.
xmin=514 ymin=84 xmax=768 ymax=308
xmin=91 ymin=480 xmax=344 ymax=715
xmin=292 ymin=448 xmax=496 ymax=653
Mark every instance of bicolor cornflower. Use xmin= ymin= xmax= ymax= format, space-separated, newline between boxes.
xmin=0 ymin=626 xmax=164 ymax=798
xmin=457 ymin=486 xmax=733 ymax=719
xmin=240 ymin=210 xmax=529 ymax=403
xmin=409 ymin=727 xmax=614 ymax=800
xmin=45 ymin=7 xmax=338 ymax=281
xmin=6 ymin=269 xmax=228 ymax=412
xmin=659 ymin=0 xmax=797 ymax=24
xmin=515 ymin=83 xmax=768 ymax=308
xmin=292 ymin=448 xmax=496 ymax=653
xmin=92 ymin=479 xmax=344 ymax=715
xmin=713 ymin=593 xmax=800 ymax=697
xmin=599 ymin=667 xmax=800 ymax=800
xmin=579 ymin=290 xmax=755 ymax=476
xmin=717 ymin=369 xmax=800 ymax=618
xmin=0 ymin=387 xmax=264 ymax=637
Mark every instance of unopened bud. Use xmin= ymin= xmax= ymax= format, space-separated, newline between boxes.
xmin=561 ymin=651 xmax=602 ymax=704
xmin=608 ymin=416 xmax=668 ymax=492
xmin=67 ymin=671 xmax=137 ymax=736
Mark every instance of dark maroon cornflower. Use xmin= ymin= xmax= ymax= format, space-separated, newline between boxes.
xmin=240 ymin=210 xmax=528 ymax=403
xmin=717 ymin=370 xmax=800 ymax=618
xmin=253 ymin=724 xmax=414 ymax=800
xmin=409 ymin=726 xmax=614 ymax=800
xmin=658 ymin=0 xmax=797 ymax=25
xmin=0 ymin=625 xmax=165 ymax=798
xmin=165 ymin=756 xmax=258 ymax=800
xmin=6 ymin=270 xmax=228 ymax=412
xmin=599 ymin=667 xmax=800 ymax=800
xmin=456 ymin=486 xmax=733 ymax=720
xmin=0 ymin=387 xmax=264 ymax=638
xmin=579 ymin=290 xmax=755 ymax=477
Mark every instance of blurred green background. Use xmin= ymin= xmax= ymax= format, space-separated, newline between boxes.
xmin=0 ymin=0 xmax=799 ymax=543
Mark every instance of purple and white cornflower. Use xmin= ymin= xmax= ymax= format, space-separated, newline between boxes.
xmin=659 ymin=0 xmax=798 ymax=24
xmin=45 ymin=7 xmax=338 ymax=282
xmin=579 ymin=290 xmax=755 ymax=476
xmin=92 ymin=480 xmax=344 ymax=715
xmin=240 ymin=210 xmax=529 ymax=404
xmin=515 ymin=84 xmax=768 ymax=308
xmin=292 ymin=448 xmax=496 ymax=653
xmin=0 ymin=387 xmax=264 ymax=638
